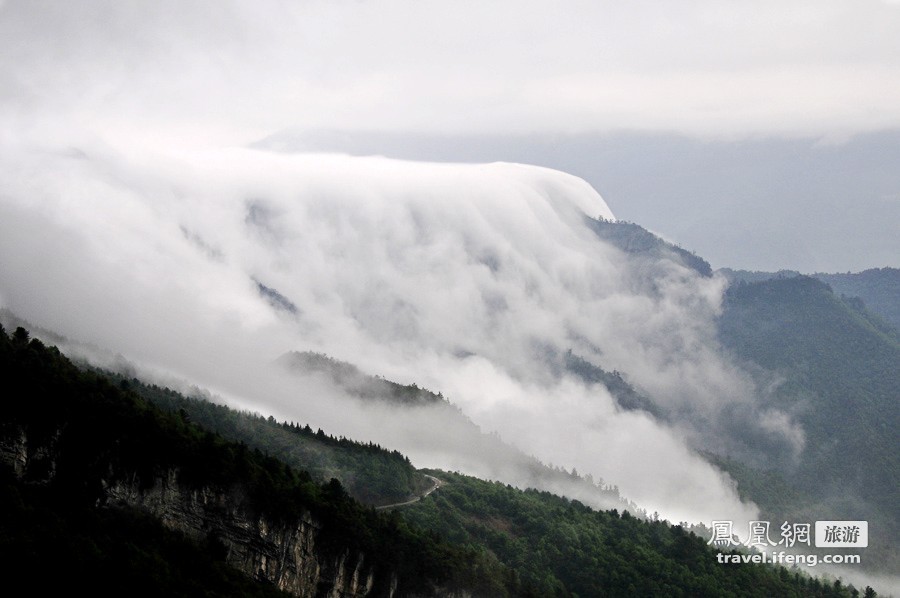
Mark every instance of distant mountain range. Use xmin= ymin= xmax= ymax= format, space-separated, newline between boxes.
xmin=720 ymin=267 xmax=900 ymax=331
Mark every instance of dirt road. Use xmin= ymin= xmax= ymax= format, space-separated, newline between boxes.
xmin=374 ymin=474 xmax=443 ymax=510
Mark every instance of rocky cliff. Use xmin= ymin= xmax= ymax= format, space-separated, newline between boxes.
xmin=102 ymin=470 xmax=387 ymax=598
xmin=0 ymin=423 xmax=393 ymax=597
xmin=0 ymin=329 xmax=496 ymax=596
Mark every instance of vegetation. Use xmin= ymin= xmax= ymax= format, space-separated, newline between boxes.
xmin=278 ymin=349 xmax=639 ymax=515
xmin=719 ymin=267 xmax=900 ymax=333
xmin=254 ymin=279 xmax=299 ymax=314
xmin=109 ymin=376 xmax=428 ymax=505
xmin=0 ymin=323 xmax=883 ymax=595
xmin=278 ymin=350 xmax=449 ymax=407
xmin=403 ymin=470 xmax=867 ymax=597
xmin=815 ymin=268 xmax=900 ymax=332
xmin=584 ymin=216 xmax=713 ymax=277
xmin=0 ymin=325 xmax=520 ymax=596
xmin=717 ymin=275 xmax=900 ymax=571
xmin=564 ymin=350 xmax=664 ymax=418
xmin=0 ymin=473 xmax=291 ymax=598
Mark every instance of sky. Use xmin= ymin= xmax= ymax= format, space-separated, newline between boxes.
xmin=1 ymin=7 xmax=899 ymax=587
xmin=2 ymin=0 xmax=898 ymax=271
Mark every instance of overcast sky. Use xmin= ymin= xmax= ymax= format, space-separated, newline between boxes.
xmin=1 ymin=0 xmax=899 ymax=270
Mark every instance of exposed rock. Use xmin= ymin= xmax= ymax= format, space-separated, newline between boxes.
xmin=0 ymin=423 xmax=27 ymax=477
xmin=2 ymin=425 xmax=390 ymax=597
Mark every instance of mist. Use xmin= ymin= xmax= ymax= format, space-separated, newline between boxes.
xmin=0 ymin=133 xmax=802 ymax=525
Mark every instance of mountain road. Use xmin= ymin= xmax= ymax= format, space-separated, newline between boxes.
xmin=374 ymin=474 xmax=443 ymax=510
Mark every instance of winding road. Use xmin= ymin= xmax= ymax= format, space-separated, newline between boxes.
xmin=374 ymin=474 xmax=443 ymax=510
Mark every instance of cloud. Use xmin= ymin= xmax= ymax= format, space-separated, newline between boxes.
xmin=1 ymin=1 xmax=899 ymax=142
xmin=1 ymin=0 xmax=852 ymax=527
xmin=0 ymin=131 xmax=785 ymax=524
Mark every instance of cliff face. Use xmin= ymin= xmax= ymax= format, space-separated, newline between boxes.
xmin=0 ymin=424 xmax=392 ymax=598
xmin=101 ymin=471 xmax=386 ymax=598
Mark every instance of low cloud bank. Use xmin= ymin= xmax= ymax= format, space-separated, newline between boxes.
xmin=0 ymin=138 xmax=785 ymax=524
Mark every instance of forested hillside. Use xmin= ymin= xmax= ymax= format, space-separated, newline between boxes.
xmin=719 ymin=268 xmax=900 ymax=333
xmin=815 ymin=268 xmax=900 ymax=331
xmin=717 ymin=276 xmax=900 ymax=571
xmin=584 ymin=217 xmax=713 ymax=277
xmin=277 ymin=349 xmax=640 ymax=516
xmin=111 ymin=376 xmax=430 ymax=506
xmin=403 ymin=471 xmax=866 ymax=597
xmin=0 ymin=325 xmax=517 ymax=596
xmin=0 ymin=325 xmax=880 ymax=596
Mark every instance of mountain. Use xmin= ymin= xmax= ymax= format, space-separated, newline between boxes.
xmin=563 ymin=350 xmax=663 ymax=418
xmin=720 ymin=267 xmax=900 ymax=333
xmin=403 ymin=470 xmax=861 ymax=597
xmin=584 ymin=217 xmax=713 ymax=277
xmin=278 ymin=351 xmax=451 ymax=408
xmin=0 ymin=325 xmax=515 ymax=596
xmin=814 ymin=268 xmax=900 ymax=332
xmin=109 ymin=373 xmax=431 ymax=507
xmin=0 ymin=143 xmax=895 ymax=592
xmin=0 ymin=148 xmax=774 ymax=527
xmin=277 ymin=350 xmax=639 ymax=516
xmin=716 ymin=275 xmax=900 ymax=571
xmin=0 ymin=326 xmax=875 ymax=597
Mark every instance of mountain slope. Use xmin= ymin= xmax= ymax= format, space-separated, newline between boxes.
xmin=403 ymin=470 xmax=861 ymax=598
xmin=717 ymin=276 xmax=900 ymax=570
xmin=584 ymin=216 xmax=713 ymax=277
xmin=563 ymin=350 xmax=663 ymax=418
xmin=0 ymin=326 xmax=876 ymax=597
xmin=0 ymin=147 xmax=770 ymax=526
xmin=277 ymin=350 xmax=640 ymax=515
xmin=719 ymin=268 xmax=900 ymax=333
xmin=814 ymin=268 xmax=900 ymax=332
xmin=114 ymin=375 xmax=430 ymax=506
xmin=0 ymin=325 xmax=518 ymax=597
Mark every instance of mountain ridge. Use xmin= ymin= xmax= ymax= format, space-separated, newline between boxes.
xmin=0 ymin=324 xmax=873 ymax=597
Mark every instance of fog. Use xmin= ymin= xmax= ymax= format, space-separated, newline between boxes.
xmin=1 ymin=134 xmax=807 ymax=525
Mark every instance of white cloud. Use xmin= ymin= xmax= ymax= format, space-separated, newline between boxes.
xmin=0 ymin=133 xmax=779 ymax=524
xmin=0 ymin=0 xmax=877 ymax=526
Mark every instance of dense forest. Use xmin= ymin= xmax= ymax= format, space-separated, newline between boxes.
xmin=404 ymin=470 xmax=875 ymax=598
xmin=0 ymin=324 xmax=881 ymax=596
xmin=110 ymin=375 xmax=430 ymax=506
xmin=814 ymin=268 xmax=900 ymax=332
xmin=720 ymin=268 xmax=900 ymax=332
xmin=717 ymin=275 xmax=900 ymax=572
xmin=0 ymin=325 xmax=518 ymax=596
